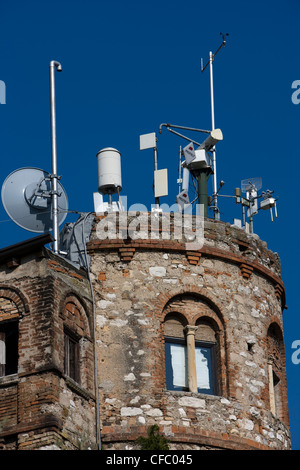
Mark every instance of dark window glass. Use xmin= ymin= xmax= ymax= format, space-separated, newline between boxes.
xmin=195 ymin=341 xmax=218 ymax=395
xmin=64 ymin=331 xmax=79 ymax=383
xmin=165 ymin=337 xmax=188 ymax=391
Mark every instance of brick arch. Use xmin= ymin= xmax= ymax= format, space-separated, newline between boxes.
xmin=60 ymin=293 xmax=91 ymax=338
xmin=0 ymin=286 xmax=29 ymax=318
xmin=163 ymin=311 xmax=188 ymax=325
xmin=156 ymin=287 xmax=224 ymax=328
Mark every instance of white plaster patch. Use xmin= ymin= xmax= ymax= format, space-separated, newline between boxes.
xmin=145 ymin=408 xmax=163 ymax=417
xmin=238 ymin=418 xmax=254 ymax=431
xmin=141 ymin=404 xmax=151 ymax=410
xmin=245 ymin=361 xmax=257 ymax=368
xmin=125 ymin=310 xmax=134 ymax=316
xmin=97 ymin=315 xmax=107 ymax=328
xmin=124 ymin=373 xmax=136 ymax=382
xmin=178 ymin=396 xmax=206 ymax=408
xmin=138 ymin=319 xmax=149 ymax=325
xmin=221 ymin=398 xmax=231 ymax=405
xmin=149 ymin=266 xmax=166 ymax=277
xmin=130 ymin=396 xmax=140 ymax=404
xmin=163 ymin=278 xmax=179 ymax=284
xmin=97 ymin=299 xmax=113 ymax=309
xmin=110 ymin=318 xmax=128 ymax=327
xmin=251 ymin=308 xmax=260 ymax=318
xmin=121 ymin=407 xmax=143 ymax=416
xmin=106 ymin=293 xmax=116 ymax=300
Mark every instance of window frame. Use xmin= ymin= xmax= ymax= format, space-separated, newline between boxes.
xmin=164 ymin=336 xmax=189 ymax=392
xmin=164 ymin=335 xmax=219 ymax=396
xmin=194 ymin=339 xmax=218 ymax=396
xmin=0 ymin=321 xmax=18 ymax=378
xmin=64 ymin=328 xmax=80 ymax=384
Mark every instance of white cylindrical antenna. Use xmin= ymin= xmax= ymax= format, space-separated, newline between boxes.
xmin=49 ymin=60 xmax=62 ymax=254
xmin=96 ymin=147 xmax=122 ymax=195
xmin=182 ymin=167 xmax=190 ymax=192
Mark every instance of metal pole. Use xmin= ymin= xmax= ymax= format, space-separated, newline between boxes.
xmin=209 ymin=51 xmax=219 ymax=220
xmin=178 ymin=146 xmax=182 ymax=193
xmin=154 ymin=146 xmax=160 ymax=207
xmin=49 ymin=60 xmax=62 ymax=254
xmin=242 ymin=204 xmax=246 ymax=227
xmin=197 ymin=170 xmax=210 ymax=218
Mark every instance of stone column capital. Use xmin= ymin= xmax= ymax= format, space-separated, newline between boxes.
xmin=184 ymin=325 xmax=198 ymax=336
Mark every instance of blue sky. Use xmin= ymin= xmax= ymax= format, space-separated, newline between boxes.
xmin=0 ymin=0 xmax=299 ymax=449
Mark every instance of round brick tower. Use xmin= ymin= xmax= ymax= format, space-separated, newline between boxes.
xmin=87 ymin=211 xmax=290 ymax=450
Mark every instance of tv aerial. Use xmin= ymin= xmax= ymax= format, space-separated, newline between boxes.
xmin=1 ymin=60 xmax=65 ymax=253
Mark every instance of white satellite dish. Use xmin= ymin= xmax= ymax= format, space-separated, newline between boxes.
xmin=1 ymin=167 xmax=68 ymax=233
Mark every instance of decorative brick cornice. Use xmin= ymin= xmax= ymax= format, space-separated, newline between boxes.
xmin=274 ymin=283 xmax=284 ymax=301
xmin=119 ymin=247 xmax=135 ymax=262
xmin=186 ymin=251 xmax=202 ymax=265
xmin=239 ymin=263 xmax=254 ymax=279
xmin=87 ymin=238 xmax=286 ymax=308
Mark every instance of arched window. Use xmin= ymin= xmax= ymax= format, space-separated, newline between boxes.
xmin=61 ymin=295 xmax=92 ymax=388
xmin=163 ymin=307 xmax=222 ymax=396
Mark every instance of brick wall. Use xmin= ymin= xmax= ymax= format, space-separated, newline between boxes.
xmin=0 ymin=249 xmax=97 ymax=450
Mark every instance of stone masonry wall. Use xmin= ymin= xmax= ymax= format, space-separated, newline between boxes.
xmin=88 ymin=212 xmax=290 ymax=450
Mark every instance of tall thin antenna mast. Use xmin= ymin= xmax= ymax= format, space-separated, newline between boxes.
xmin=49 ymin=60 xmax=62 ymax=254
xmin=201 ymin=33 xmax=228 ymax=220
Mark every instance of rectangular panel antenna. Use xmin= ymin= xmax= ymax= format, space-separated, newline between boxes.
xmin=154 ymin=169 xmax=168 ymax=198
